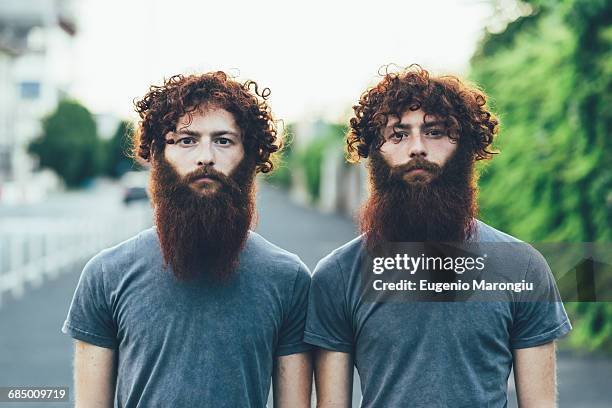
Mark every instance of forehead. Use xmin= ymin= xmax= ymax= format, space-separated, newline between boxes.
xmin=175 ymin=106 xmax=240 ymax=133
xmin=385 ymin=108 xmax=442 ymax=127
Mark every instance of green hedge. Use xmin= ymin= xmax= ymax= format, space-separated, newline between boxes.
xmin=471 ymin=0 xmax=611 ymax=352
xmin=263 ymin=124 xmax=295 ymax=189
xmin=296 ymin=123 xmax=346 ymax=202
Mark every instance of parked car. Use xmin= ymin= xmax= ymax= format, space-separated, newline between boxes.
xmin=121 ymin=171 xmax=150 ymax=205
xmin=123 ymin=186 xmax=148 ymax=205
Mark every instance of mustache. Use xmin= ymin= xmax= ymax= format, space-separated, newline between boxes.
xmin=183 ymin=165 xmax=240 ymax=191
xmin=391 ymin=158 xmax=442 ymax=178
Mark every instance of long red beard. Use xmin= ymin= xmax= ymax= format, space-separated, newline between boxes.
xmin=360 ymin=145 xmax=478 ymax=252
xmin=149 ymin=156 xmax=256 ymax=281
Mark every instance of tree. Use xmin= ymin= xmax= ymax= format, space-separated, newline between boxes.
xmin=263 ymin=122 xmax=294 ymax=189
xmin=105 ymin=120 xmax=137 ymax=178
xmin=29 ymin=100 xmax=104 ymax=187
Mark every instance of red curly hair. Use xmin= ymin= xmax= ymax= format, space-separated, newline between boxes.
xmin=133 ymin=71 xmax=280 ymax=173
xmin=347 ymin=64 xmax=499 ymax=163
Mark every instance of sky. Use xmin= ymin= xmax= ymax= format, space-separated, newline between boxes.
xmin=71 ymin=0 xmax=493 ymax=124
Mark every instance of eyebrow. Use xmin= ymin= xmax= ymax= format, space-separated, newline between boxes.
xmin=386 ymin=120 xmax=444 ymax=134
xmin=171 ymin=129 xmax=241 ymax=138
xmin=390 ymin=120 xmax=446 ymax=131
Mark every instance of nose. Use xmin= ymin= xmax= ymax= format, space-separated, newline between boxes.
xmin=409 ymin=135 xmax=427 ymax=159
xmin=196 ymin=142 xmax=215 ymax=167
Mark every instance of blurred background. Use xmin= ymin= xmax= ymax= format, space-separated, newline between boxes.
xmin=0 ymin=0 xmax=610 ymax=406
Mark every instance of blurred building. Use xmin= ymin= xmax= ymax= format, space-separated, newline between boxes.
xmin=0 ymin=0 xmax=76 ymax=202
xmin=289 ymin=119 xmax=330 ymax=205
xmin=0 ymin=42 xmax=17 ymax=185
xmin=289 ymin=119 xmax=368 ymax=216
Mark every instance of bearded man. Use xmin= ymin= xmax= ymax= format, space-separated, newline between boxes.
xmin=62 ymin=72 xmax=312 ymax=407
xmin=305 ymin=66 xmax=571 ymax=407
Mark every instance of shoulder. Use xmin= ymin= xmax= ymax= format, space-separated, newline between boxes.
xmin=474 ymin=220 xmax=549 ymax=275
xmin=242 ymin=231 xmax=310 ymax=281
xmin=474 ymin=219 xmax=523 ymax=243
xmin=84 ymin=227 xmax=158 ymax=278
xmin=329 ymin=235 xmax=366 ymax=260
xmin=312 ymin=235 xmax=365 ymax=282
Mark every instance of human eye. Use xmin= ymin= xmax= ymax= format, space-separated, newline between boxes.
xmin=425 ymin=128 xmax=446 ymax=139
xmin=388 ymin=132 xmax=407 ymax=143
xmin=177 ymin=136 xmax=197 ymax=147
xmin=214 ymin=137 xmax=234 ymax=146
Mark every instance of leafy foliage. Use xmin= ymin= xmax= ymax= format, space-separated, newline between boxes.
xmin=29 ymin=100 xmax=104 ymax=187
xmin=296 ymin=123 xmax=346 ymax=202
xmin=263 ymin=123 xmax=295 ymax=189
xmin=105 ymin=120 xmax=137 ymax=178
xmin=471 ymin=0 xmax=611 ymax=351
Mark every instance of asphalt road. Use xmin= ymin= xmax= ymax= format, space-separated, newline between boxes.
xmin=0 ymin=182 xmax=610 ymax=407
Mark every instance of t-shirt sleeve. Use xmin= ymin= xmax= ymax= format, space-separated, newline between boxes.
xmin=62 ymin=253 xmax=118 ymax=349
xmin=276 ymin=261 xmax=313 ymax=357
xmin=510 ymin=249 xmax=572 ymax=349
xmin=304 ymin=253 xmax=354 ymax=354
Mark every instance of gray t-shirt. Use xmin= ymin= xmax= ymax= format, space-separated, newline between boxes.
xmin=63 ymin=228 xmax=311 ymax=408
xmin=305 ymin=220 xmax=571 ymax=407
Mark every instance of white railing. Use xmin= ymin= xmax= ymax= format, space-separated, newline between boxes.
xmin=0 ymin=205 xmax=152 ymax=307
